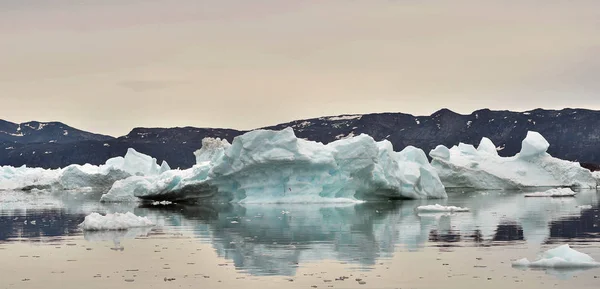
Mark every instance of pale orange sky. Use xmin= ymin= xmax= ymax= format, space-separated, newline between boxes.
xmin=1 ymin=0 xmax=600 ymax=136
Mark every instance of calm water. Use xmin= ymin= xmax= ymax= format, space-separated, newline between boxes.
xmin=1 ymin=189 xmax=599 ymax=288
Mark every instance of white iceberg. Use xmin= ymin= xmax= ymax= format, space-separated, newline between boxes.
xmin=78 ymin=212 xmax=155 ymax=231
xmin=524 ymin=188 xmax=577 ymax=198
xmin=415 ymin=204 xmax=470 ymax=212
xmin=512 ymin=244 xmax=600 ymax=268
xmin=430 ymin=131 xmax=596 ymax=189
xmin=151 ymin=201 xmax=174 ymax=206
xmin=103 ymin=128 xmax=447 ymax=203
xmin=1 ymin=148 xmax=169 ymax=192
xmin=0 ymin=165 xmax=61 ymax=191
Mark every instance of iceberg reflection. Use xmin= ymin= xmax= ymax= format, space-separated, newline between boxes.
xmin=134 ymin=190 xmax=598 ymax=276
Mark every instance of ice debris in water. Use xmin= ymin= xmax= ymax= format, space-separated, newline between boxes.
xmin=416 ymin=204 xmax=470 ymax=212
xmin=430 ymin=131 xmax=596 ymax=189
xmin=524 ymin=188 xmax=577 ymax=198
xmin=151 ymin=201 xmax=173 ymax=206
xmin=79 ymin=212 xmax=154 ymax=231
xmin=512 ymin=244 xmax=600 ymax=268
xmin=103 ymin=127 xmax=447 ymax=203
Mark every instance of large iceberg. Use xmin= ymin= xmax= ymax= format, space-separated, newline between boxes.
xmin=102 ymin=128 xmax=447 ymax=203
xmin=430 ymin=131 xmax=596 ymax=189
xmin=0 ymin=148 xmax=169 ymax=192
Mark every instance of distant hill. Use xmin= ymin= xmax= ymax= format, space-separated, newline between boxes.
xmin=2 ymin=108 xmax=600 ymax=169
xmin=0 ymin=120 xmax=113 ymax=144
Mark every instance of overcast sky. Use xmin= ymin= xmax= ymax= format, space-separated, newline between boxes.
xmin=1 ymin=0 xmax=599 ymax=136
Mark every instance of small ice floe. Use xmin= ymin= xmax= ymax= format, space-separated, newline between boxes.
xmin=415 ymin=204 xmax=470 ymax=213
xmin=79 ymin=212 xmax=154 ymax=231
xmin=524 ymin=188 xmax=576 ymax=198
xmin=512 ymin=244 xmax=600 ymax=268
xmin=577 ymin=205 xmax=593 ymax=209
xmin=151 ymin=201 xmax=173 ymax=206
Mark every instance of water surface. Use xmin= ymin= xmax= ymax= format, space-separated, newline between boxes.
xmin=1 ymin=189 xmax=599 ymax=288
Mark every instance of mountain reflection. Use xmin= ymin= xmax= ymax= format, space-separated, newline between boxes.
xmin=0 ymin=209 xmax=85 ymax=241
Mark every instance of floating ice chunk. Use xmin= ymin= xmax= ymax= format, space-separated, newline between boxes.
xmin=1 ymin=148 xmax=166 ymax=192
xmin=151 ymin=201 xmax=174 ymax=206
xmin=118 ymin=128 xmax=447 ymax=203
xmin=519 ymin=131 xmax=550 ymax=158
xmin=524 ymin=188 xmax=576 ymax=198
xmin=0 ymin=165 xmax=61 ymax=191
xmin=577 ymin=205 xmax=593 ymax=209
xmin=512 ymin=244 xmax=600 ymax=268
xmin=430 ymin=132 xmax=596 ymax=189
xmin=416 ymin=204 xmax=470 ymax=213
xmin=79 ymin=212 xmax=154 ymax=231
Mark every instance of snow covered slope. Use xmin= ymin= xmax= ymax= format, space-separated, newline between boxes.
xmin=430 ymin=131 xmax=596 ymax=189
xmin=102 ymin=128 xmax=447 ymax=203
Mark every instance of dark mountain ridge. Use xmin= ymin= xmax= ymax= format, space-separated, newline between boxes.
xmin=0 ymin=120 xmax=113 ymax=144
xmin=2 ymin=108 xmax=600 ymax=169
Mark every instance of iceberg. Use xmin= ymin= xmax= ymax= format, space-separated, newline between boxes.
xmin=512 ymin=244 xmax=600 ymax=268
xmin=1 ymin=148 xmax=169 ymax=192
xmin=430 ymin=131 xmax=596 ymax=189
xmin=103 ymin=128 xmax=447 ymax=203
xmin=79 ymin=212 xmax=155 ymax=231
xmin=0 ymin=165 xmax=61 ymax=191
xmin=524 ymin=188 xmax=577 ymax=198
xmin=415 ymin=204 xmax=470 ymax=212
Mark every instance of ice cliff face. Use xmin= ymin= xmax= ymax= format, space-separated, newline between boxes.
xmin=101 ymin=128 xmax=447 ymax=203
xmin=430 ymin=131 xmax=596 ymax=189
